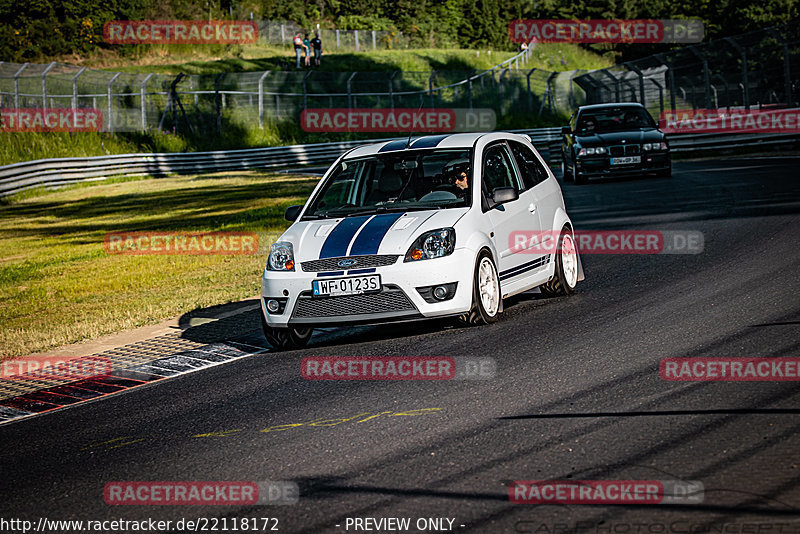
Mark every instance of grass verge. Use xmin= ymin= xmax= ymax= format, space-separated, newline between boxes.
xmin=0 ymin=170 xmax=318 ymax=359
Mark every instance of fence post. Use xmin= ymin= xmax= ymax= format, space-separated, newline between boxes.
xmin=527 ymin=68 xmax=537 ymax=111
xmin=389 ymin=70 xmax=399 ymax=110
xmin=625 ymin=62 xmax=646 ymax=105
xmin=499 ymin=68 xmax=509 ymax=114
xmin=723 ymin=39 xmax=749 ymax=110
xmin=214 ymin=73 xmax=225 ymax=133
xmin=545 ymin=71 xmax=557 ymax=114
xmin=467 ymin=69 xmax=475 ymax=110
xmin=140 ymin=73 xmax=154 ymax=133
xmin=336 ymin=30 xmax=340 ymax=48
xmin=41 ymin=62 xmax=56 ymax=109
xmin=347 ymin=72 xmax=357 ymax=109
xmin=71 ymin=66 xmax=87 ymax=111
xmin=355 ymin=30 xmax=359 ymax=52
xmin=769 ymin=29 xmax=793 ymax=105
xmin=650 ymin=78 xmax=665 ymax=115
xmin=687 ymin=46 xmax=711 ymax=109
xmin=281 ymin=24 xmax=285 ymax=44
xmin=258 ymin=70 xmax=271 ymax=128
xmin=372 ymin=30 xmax=376 ymax=50
xmin=107 ymin=72 xmax=121 ymax=133
xmin=13 ymin=63 xmax=29 ymax=109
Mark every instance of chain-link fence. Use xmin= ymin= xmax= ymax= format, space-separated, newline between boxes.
xmin=574 ymin=20 xmax=800 ymax=117
xmin=0 ymin=45 xmax=577 ymax=134
xmin=257 ymin=21 xmax=412 ymax=51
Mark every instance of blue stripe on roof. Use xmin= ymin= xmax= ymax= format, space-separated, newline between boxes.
xmin=410 ymin=135 xmax=450 ymax=149
xmin=378 ymin=140 xmax=412 ymax=152
xmin=318 ymin=216 xmax=371 ymax=259
xmin=348 ymin=213 xmax=404 ymax=256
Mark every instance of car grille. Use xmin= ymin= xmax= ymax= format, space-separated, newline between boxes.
xmin=609 ymin=144 xmax=641 ymax=157
xmin=301 ymin=255 xmax=400 ymax=272
xmin=292 ymin=287 xmax=416 ymax=318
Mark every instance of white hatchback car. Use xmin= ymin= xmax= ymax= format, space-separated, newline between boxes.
xmin=261 ymin=132 xmax=584 ymax=350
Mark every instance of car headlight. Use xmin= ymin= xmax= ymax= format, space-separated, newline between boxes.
xmin=578 ymin=147 xmax=606 ymax=156
xmin=643 ymin=142 xmax=668 ymax=151
xmin=404 ymin=228 xmax=455 ymax=262
xmin=267 ymin=242 xmax=295 ymax=271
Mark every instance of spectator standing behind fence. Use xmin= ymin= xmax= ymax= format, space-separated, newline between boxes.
xmin=311 ymin=33 xmax=322 ymax=66
xmin=293 ymin=33 xmax=304 ymax=68
xmin=303 ymin=34 xmax=311 ymax=67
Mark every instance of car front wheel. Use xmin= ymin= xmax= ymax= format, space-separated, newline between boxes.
xmin=465 ymin=252 xmax=501 ymax=325
xmin=261 ymin=314 xmax=313 ymax=351
xmin=561 ymin=156 xmax=574 ymax=182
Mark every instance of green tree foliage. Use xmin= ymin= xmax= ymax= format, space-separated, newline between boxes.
xmin=0 ymin=0 xmax=797 ymax=62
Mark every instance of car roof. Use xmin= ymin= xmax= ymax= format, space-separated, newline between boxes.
xmin=344 ymin=132 xmax=524 ymax=159
xmin=577 ymin=102 xmax=647 ymax=112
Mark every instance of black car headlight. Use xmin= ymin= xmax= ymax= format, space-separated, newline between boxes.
xmin=405 ymin=228 xmax=456 ymax=262
xmin=267 ymin=242 xmax=295 ymax=271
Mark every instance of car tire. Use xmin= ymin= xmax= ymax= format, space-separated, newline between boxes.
xmin=561 ymin=157 xmax=573 ymax=182
xmin=465 ymin=251 xmax=501 ymax=325
xmin=656 ymin=164 xmax=672 ymax=178
xmin=540 ymin=227 xmax=579 ymax=297
xmin=574 ymin=171 xmax=587 ymax=185
xmin=261 ymin=313 xmax=313 ymax=351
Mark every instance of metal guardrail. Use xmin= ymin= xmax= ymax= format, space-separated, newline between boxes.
xmin=1 ymin=128 xmax=798 ymax=197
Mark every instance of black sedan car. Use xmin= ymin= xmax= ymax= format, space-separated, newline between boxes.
xmin=560 ymin=103 xmax=671 ymax=184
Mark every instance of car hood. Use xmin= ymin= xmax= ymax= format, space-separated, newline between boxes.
xmin=577 ymin=129 xmax=664 ymax=146
xmin=281 ymin=208 xmax=469 ymax=263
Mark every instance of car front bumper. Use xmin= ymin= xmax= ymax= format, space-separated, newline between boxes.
xmin=576 ymin=152 xmax=670 ymax=177
xmin=261 ymin=248 xmax=476 ymax=328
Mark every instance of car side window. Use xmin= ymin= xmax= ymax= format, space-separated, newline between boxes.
xmin=482 ymin=143 xmax=522 ymax=193
xmin=509 ymin=141 xmax=548 ymax=189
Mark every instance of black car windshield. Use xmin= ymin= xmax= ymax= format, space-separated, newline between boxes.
xmin=302 ymin=148 xmax=473 ymax=219
xmin=576 ymin=107 xmax=656 ymax=133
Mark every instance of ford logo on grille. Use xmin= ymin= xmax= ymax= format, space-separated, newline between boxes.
xmin=337 ymin=259 xmax=358 ymax=267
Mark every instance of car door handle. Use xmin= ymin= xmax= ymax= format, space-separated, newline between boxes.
xmin=528 ymin=203 xmax=537 ymax=213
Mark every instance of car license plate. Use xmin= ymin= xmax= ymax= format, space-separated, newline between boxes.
xmin=312 ymin=275 xmax=381 ymax=297
xmin=611 ymin=156 xmax=641 ymax=165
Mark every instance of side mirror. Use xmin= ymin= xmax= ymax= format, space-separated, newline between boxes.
xmin=561 ymin=126 xmax=571 ymax=135
xmin=284 ymin=205 xmax=303 ymax=222
xmin=491 ymin=186 xmax=519 ymax=206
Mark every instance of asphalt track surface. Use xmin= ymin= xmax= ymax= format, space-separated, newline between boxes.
xmin=2 ymin=157 xmax=800 ymax=533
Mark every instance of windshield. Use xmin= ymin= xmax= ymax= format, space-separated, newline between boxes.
xmin=302 ymin=149 xmax=473 ymax=219
xmin=576 ymin=107 xmax=656 ymax=133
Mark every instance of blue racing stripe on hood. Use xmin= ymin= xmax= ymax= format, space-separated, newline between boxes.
xmin=319 ymin=216 xmax=371 ymax=259
xmin=348 ymin=213 xmax=404 ymax=256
